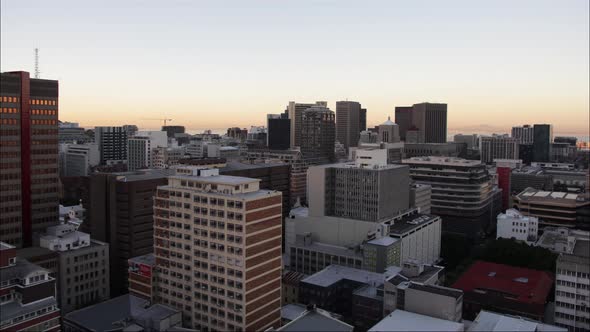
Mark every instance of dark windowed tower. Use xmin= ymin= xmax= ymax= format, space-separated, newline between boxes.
xmin=301 ymin=105 xmax=336 ymax=164
xmin=267 ymin=111 xmax=291 ymax=150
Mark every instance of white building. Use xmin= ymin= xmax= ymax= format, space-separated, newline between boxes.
xmin=152 ymin=146 xmax=185 ymax=169
xmin=511 ymin=125 xmax=535 ymax=144
xmin=496 ymin=209 xmax=538 ymax=244
xmin=480 ymin=134 xmax=519 ymax=164
xmin=468 ymin=310 xmax=566 ymax=331
xmin=60 ymin=142 xmax=100 ymax=176
xmin=369 ymin=310 xmax=464 ymax=332
xmin=128 ymin=131 xmax=167 ymax=171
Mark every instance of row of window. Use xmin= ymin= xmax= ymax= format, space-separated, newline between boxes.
xmin=556 ymin=301 xmax=590 ymax=313
xmin=1 ymin=108 xmax=18 ymax=113
xmin=557 ymin=269 xmax=590 ymax=279
xmin=555 ymin=311 xmax=590 ymax=323
xmin=31 ymin=109 xmax=57 ymax=115
xmin=557 ymin=279 xmax=590 ymax=289
xmin=1 ymin=96 xmax=18 ymax=103
xmin=0 ymin=304 xmax=58 ymax=328
xmin=32 ymin=119 xmax=57 ymax=125
xmin=30 ymin=99 xmax=56 ymax=105
xmin=556 ymin=290 xmax=588 ymax=300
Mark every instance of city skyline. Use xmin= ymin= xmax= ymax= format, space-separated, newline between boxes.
xmin=1 ymin=0 xmax=589 ymax=134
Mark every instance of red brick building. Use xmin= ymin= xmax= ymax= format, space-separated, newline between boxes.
xmin=452 ymin=261 xmax=554 ymax=321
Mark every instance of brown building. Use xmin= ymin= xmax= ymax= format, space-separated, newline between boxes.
xmin=0 ymin=242 xmax=61 ymax=331
xmin=153 ymin=166 xmax=283 ymax=330
xmin=513 ymin=188 xmax=590 ymax=229
xmin=336 ymin=101 xmax=364 ymax=151
xmin=301 ymin=105 xmax=336 ymax=164
xmin=84 ymin=169 xmax=172 ymax=296
xmin=128 ymin=253 xmax=156 ymax=302
xmin=1 ymin=71 xmax=59 ymax=248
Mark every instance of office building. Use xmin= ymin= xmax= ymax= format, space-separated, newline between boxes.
xmin=0 ymin=71 xmax=60 ymax=248
xmin=336 ymin=101 xmax=364 ymax=151
xmin=510 ymin=166 xmax=554 ymax=194
xmin=278 ymin=305 xmax=353 ymax=332
xmin=59 ymin=121 xmax=89 ymax=143
xmin=410 ymin=102 xmax=447 ymax=143
xmin=162 ymin=125 xmax=185 ymax=138
xmin=95 ymin=126 xmax=128 ymax=165
xmin=128 ymin=253 xmax=156 ymax=302
xmin=402 ymin=157 xmax=502 ymax=237
xmin=496 ymin=209 xmax=538 ymax=244
xmin=369 ymin=310 xmax=464 ymax=332
xmin=452 ymin=261 xmax=553 ymax=321
xmin=511 ymin=125 xmax=535 ymax=144
xmin=378 ymin=116 xmax=400 ymax=143
xmin=38 ymin=224 xmax=110 ymax=314
xmin=62 ymin=294 xmax=183 ymax=332
xmin=287 ymin=101 xmax=327 ymax=148
xmin=480 ymin=135 xmax=519 ymax=164
xmin=513 ymin=188 xmax=590 ymax=229
xmin=122 ymin=124 xmax=138 ymax=137
xmin=300 ymin=105 xmax=336 ymax=163
xmin=468 ymin=310 xmax=566 ymax=332
xmin=152 ymin=146 xmax=185 ymax=169
xmin=554 ymin=240 xmax=590 ymax=331
xmin=128 ymin=131 xmax=168 ymax=171
xmin=359 ymin=130 xmax=379 ymax=144
xmin=60 ymin=142 xmax=100 ymax=177
xmin=350 ymin=142 xmax=405 ymax=166
xmin=403 ymin=142 xmax=465 ymax=158
xmin=394 ymin=106 xmax=413 ymax=141
xmin=0 ymin=242 xmax=61 ymax=332
xmin=282 ymin=271 xmax=305 ymax=305
xmin=267 ymin=112 xmax=291 ymax=150
xmin=153 ymin=167 xmax=283 ymax=330
xmin=519 ymin=144 xmax=534 ymax=165
xmin=454 ymin=133 xmax=479 ymax=150
xmin=85 ymin=169 xmax=172 ymax=296
xmin=410 ymin=184 xmax=431 ymax=214
xmin=307 ymin=162 xmax=409 ymax=221
xmin=533 ymin=124 xmax=553 ymax=162
xmin=495 ymin=159 xmax=522 ymax=210
xmin=551 ymin=142 xmax=576 ymax=163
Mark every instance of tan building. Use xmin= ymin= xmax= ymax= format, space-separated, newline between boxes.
xmin=153 ymin=166 xmax=283 ymax=331
xmin=513 ymin=188 xmax=590 ymax=228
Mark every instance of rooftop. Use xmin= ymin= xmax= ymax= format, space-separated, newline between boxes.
xmin=388 ymin=213 xmax=440 ymax=235
xmin=128 ymin=253 xmax=156 ymax=266
xmin=111 ymin=169 xmax=175 ymax=182
xmin=283 ymin=270 xmax=306 ymax=286
xmin=281 ymin=304 xmax=307 ymax=322
xmin=0 ymin=242 xmax=15 ymax=250
xmin=386 ymin=264 xmax=444 ymax=285
xmin=407 ymin=283 xmax=463 ymax=299
xmin=515 ymin=188 xmax=589 ymax=204
xmin=0 ymin=258 xmax=49 ymax=282
xmin=468 ymin=310 xmax=567 ymax=332
xmin=221 ymin=161 xmax=288 ymax=172
xmin=301 ymin=265 xmax=401 ymax=288
xmin=452 ymin=261 xmax=554 ymax=305
xmin=311 ymin=162 xmax=408 ymax=171
xmin=573 ymin=240 xmax=590 ymax=257
xmin=368 ymin=310 xmax=464 ymax=332
xmin=0 ymin=296 xmax=57 ymax=322
xmin=64 ymin=294 xmax=180 ymax=332
xmin=366 ymin=236 xmax=398 ymax=247
xmin=403 ymin=156 xmax=483 ymax=167
xmin=169 ymin=174 xmax=259 ymax=186
xmin=278 ymin=307 xmax=353 ymax=332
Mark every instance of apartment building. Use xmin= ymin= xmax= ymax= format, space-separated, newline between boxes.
xmin=496 ymin=209 xmax=539 ymax=244
xmin=153 ymin=166 xmax=283 ymax=330
xmin=480 ymin=135 xmax=519 ymax=164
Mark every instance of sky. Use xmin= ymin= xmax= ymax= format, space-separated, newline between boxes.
xmin=1 ymin=0 xmax=589 ymax=135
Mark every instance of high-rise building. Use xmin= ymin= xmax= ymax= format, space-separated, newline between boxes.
xmin=533 ymin=124 xmax=553 ymax=162
xmin=479 ymin=134 xmax=519 ymax=164
xmin=38 ymin=224 xmax=110 ymax=314
xmin=511 ymin=125 xmax=534 ymax=144
xmin=307 ymin=162 xmax=410 ymax=222
xmin=85 ymin=169 xmax=172 ymax=296
xmin=60 ymin=142 xmax=100 ymax=177
xmin=402 ymin=157 xmax=502 ymax=237
xmin=287 ymin=101 xmax=327 ymax=148
xmin=378 ymin=117 xmax=400 ymax=143
xmin=95 ymin=126 xmax=128 ymax=165
xmin=394 ymin=106 xmax=413 ymax=141
xmin=0 ymin=71 xmax=60 ymax=248
xmin=162 ymin=125 xmax=185 ymax=138
xmin=127 ymin=131 xmax=168 ymax=171
xmin=153 ymin=167 xmax=283 ymax=330
xmin=301 ymin=105 xmax=336 ymax=163
xmin=411 ymin=103 xmax=447 ymax=143
xmin=0 ymin=242 xmax=61 ymax=331
xmin=267 ymin=112 xmax=290 ymax=150
xmin=336 ymin=101 xmax=364 ymax=151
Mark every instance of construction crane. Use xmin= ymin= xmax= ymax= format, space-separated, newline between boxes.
xmin=141 ymin=118 xmax=173 ymax=126
xmin=34 ymin=48 xmax=40 ymax=78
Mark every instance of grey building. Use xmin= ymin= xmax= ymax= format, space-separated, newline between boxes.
xmin=403 ymin=142 xmax=465 ymax=158
xmin=510 ymin=167 xmax=554 ymax=194
xmin=511 ymin=125 xmax=535 ymax=144
xmin=410 ymin=184 xmax=431 ymax=214
xmin=395 ymin=106 xmax=413 ymax=141
xmin=84 ymin=169 xmax=172 ymax=296
xmin=287 ymin=101 xmax=327 ymax=148
xmin=453 ymin=134 xmax=478 ymax=150
xmin=161 ymin=125 xmax=185 ymax=138
xmin=267 ymin=112 xmax=291 ymax=150
xmin=480 ymin=135 xmax=519 ymax=164
xmin=410 ymin=103 xmax=447 ymax=143
xmin=336 ymin=101 xmax=364 ymax=151
xmin=95 ymin=126 xmax=128 ymax=165
xmin=533 ymin=124 xmax=553 ymax=162
xmin=59 ymin=122 xmax=89 ymax=143
xmin=301 ymin=105 xmax=336 ymax=164
xmin=307 ymin=163 xmax=410 ymax=222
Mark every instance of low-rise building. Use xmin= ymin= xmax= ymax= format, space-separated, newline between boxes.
xmin=468 ymin=310 xmax=566 ymax=331
xmin=38 ymin=224 xmax=110 ymax=314
xmin=128 ymin=253 xmax=156 ymax=302
xmin=368 ymin=310 xmax=464 ymax=332
xmin=277 ymin=304 xmax=353 ymax=332
xmin=513 ymin=188 xmax=590 ymax=229
xmin=282 ymin=270 xmax=305 ymax=305
xmin=410 ymin=183 xmax=431 ymax=214
xmin=535 ymin=227 xmax=590 ymax=254
xmin=0 ymin=242 xmax=61 ymax=332
xmin=452 ymin=261 xmax=554 ymax=321
xmin=496 ymin=209 xmax=538 ymax=244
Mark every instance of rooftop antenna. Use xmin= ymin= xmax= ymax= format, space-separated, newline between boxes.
xmin=34 ymin=48 xmax=40 ymax=78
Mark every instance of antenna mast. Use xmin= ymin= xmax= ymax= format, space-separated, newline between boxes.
xmin=34 ymin=48 xmax=40 ymax=78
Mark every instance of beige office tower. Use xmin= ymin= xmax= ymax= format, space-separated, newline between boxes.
xmin=287 ymin=101 xmax=327 ymax=148
xmin=153 ymin=166 xmax=283 ymax=331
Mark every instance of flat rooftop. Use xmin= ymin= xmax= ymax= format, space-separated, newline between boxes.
xmin=388 ymin=213 xmax=440 ymax=235
xmin=1 ymin=296 xmax=57 ymax=322
xmin=128 ymin=253 xmax=155 ymax=266
xmin=573 ymin=240 xmax=590 ymax=258
xmin=408 ymin=283 xmax=463 ymax=299
xmin=367 ymin=236 xmax=398 ymax=247
xmin=301 ymin=265 xmax=401 ymax=288
xmin=278 ymin=307 xmax=353 ymax=332
xmin=386 ymin=264 xmax=444 ymax=285
xmin=369 ymin=310 xmax=464 ymax=332
xmin=516 ymin=188 xmax=588 ymax=204
xmin=402 ymin=156 xmax=482 ymax=167
xmin=221 ymin=161 xmax=288 ymax=172
xmin=111 ymin=169 xmax=175 ymax=181
xmin=468 ymin=310 xmax=567 ymax=332
xmin=311 ymin=162 xmax=408 ymax=171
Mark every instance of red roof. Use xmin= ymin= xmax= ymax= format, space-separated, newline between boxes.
xmin=452 ymin=261 xmax=554 ymax=304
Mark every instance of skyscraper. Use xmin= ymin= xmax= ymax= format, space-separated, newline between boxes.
xmin=511 ymin=125 xmax=534 ymax=144
xmin=153 ymin=167 xmax=283 ymax=330
xmin=287 ymin=101 xmax=327 ymax=148
xmin=267 ymin=112 xmax=290 ymax=150
xmin=0 ymin=71 xmax=59 ymax=247
xmin=479 ymin=134 xmax=519 ymax=164
xmin=533 ymin=124 xmax=553 ymax=162
xmin=411 ymin=103 xmax=447 ymax=143
xmin=336 ymin=101 xmax=364 ymax=151
xmin=300 ymin=105 xmax=336 ymax=163
xmin=394 ymin=106 xmax=413 ymax=141
xmin=378 ymin=116 xmax=400 ymax=143
xmin=95 ymin=126 xmax=128 ymax=165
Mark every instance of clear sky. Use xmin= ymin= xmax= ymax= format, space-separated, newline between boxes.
xmin=1 ymin=0 xmax=588 ymax=134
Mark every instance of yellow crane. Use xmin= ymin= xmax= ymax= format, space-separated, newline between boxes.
xmin=141 ymin=118 xmax=173 ymax=126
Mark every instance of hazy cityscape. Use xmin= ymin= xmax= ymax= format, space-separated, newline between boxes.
xmin=1 ymin=1 xmax=589 ymax=332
